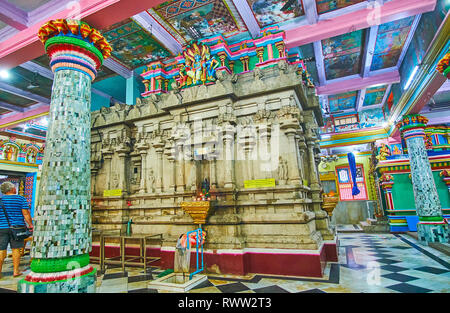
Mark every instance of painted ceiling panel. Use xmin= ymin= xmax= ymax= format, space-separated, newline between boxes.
xmin=296 ymin=43 xmax=319 ymax=85
xmin=358 ymin=107 xmax=385 ymax=128
xmin=8 ymin=67 xmax=53 ymax=99
xmin=102 ymin=18 xmax=173 ymax=69
xmin=246 ymin=0 xmax=304 ymax=28
xmin=6 ymin=0 xmax=52 ymax=12
xmin=362 ymin=85 xmax=388 ymax=107
xmin=0 ymin=108 xmax=11 ymax=115
xmin=328 ymin=91 xmax=357 ymax=112
xmin=316 ymin=0 xmax=365 ymax=15
xmin=370 ymin=16 xmax=414 ymax=71
xmin=322 ymin=30 xmax=364 ymax=80
xmin=150 ymin=0 xmax=248 ymax=44
xmin=0 ymin=92 xmax=37 ymax=108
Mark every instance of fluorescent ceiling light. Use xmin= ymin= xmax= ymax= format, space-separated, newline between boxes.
xmin=404 ymin=65 xmax=419 ymax=90
xmin=0 ymin=70 xmax=9 ymax=79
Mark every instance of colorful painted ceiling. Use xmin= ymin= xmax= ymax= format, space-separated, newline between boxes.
xmin=102 ymin=18 xmax=173 ymax=69
xmin=316 ymin=0 xmax=365 ymax=14
xmin=150 ymin=0 xmax=249 ymax=44
xmin=247 ymin=0 xmax=304 ymax=28
xmin=370 ymin=16 xmax=415 ymax=71
xmin=322 ymin=30 xmax=364 ymax=80
xmin=363 ymin=85 xmax=388 ymax=107
xmin=328 ymin=91 xmax=358 ymax=112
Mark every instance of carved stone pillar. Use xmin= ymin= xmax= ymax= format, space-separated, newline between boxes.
xmin=137 ymin=144 xmax=149 ymax=193
xmin=153 ymin=141 xmax=164 ymax=193
xmin=307 ymin=140 xmax=320 ymax=190
xmin=222 ymin=124 xmax=236 ymax=189
xmin=165 ymin=144 xmax=176 ymax=192
xmin=210 ymin=157 xmax=218 ymax=189
xmin=102 ymin=149 xmax=113 ymax=190
xmin=281 ymin=124 xmax=301 ymax=186
xmin=90 ymin=168 xmax=98 ymax=196
xmin=116 ymin=147 xmax=129 ymax=195
xmin=175 ymin=141 xmax=185 ymax=192
xmin=297 ymin=137 xmax=307 ymax=185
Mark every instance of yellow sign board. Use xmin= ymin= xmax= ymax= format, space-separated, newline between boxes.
xmin=244 ymin=178 xmax=276 ymax=189
xmin=103 ymin=189 xmax=122 ymax=197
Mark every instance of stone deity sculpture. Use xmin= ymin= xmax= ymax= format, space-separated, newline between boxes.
xmin=278 ymin=156 xmax=288 ymax=184
xmin=148 ymin=168 xmax=155 ymax=193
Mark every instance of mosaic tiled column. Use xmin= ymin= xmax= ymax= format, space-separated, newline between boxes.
xmin=18 ymin=19 xmax=112 ymax=293
xmin=397 ymin=115 xmax=449 ymax=244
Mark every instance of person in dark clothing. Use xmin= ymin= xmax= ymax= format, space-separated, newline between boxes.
xmin=0 ymin=181 xmax=33 ymax=277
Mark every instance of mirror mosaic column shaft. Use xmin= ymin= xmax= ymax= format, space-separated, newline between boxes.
xmin=397 ymin=115 xmax=449 ymax=244
xmin=18 ymin=19 xmax=112 ymax=293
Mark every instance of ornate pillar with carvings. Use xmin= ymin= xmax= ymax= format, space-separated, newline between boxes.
xmin=222 ymin=124 xmax=236 ymax=189
xmin=164 ymin=141 xmax=176 ymax=192
xmin=278 ymin=105 xmax=302 ymax=186
xmin=137 ymin=140 xmax=149 ymax=193
xmin=153 ymin=140 xmax=165 ymax=193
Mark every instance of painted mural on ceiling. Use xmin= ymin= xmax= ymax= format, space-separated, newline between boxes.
xmin=328 ymin=91 xmax=357 ymax=112
xmin=296 ymin=44 xmax=319 ymax=85
xmin=150 ymin=0 xmax=248 ymax=44
xmin=322 ymin=30 xmax=364 ymax=80
xmin=8 ymin=67 xmax=53 ymax=99
xmin=316 ymin=0 xmax=365 ymax=14
xmin=0 ymin=92 xmax=36 ymax=108
xmin=362 ymin=85 xmax=387 ymax=107
xmin=246 ymin=0 xmax=304 ymax=28
xmin=358 ymin=108 xmax=385 ymax=129
xmin=370 ymin=16 xmax=414 ymax=71
xmin=102 ymin=18 xmax=173 ymax=69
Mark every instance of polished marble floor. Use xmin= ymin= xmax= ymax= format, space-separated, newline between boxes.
xmin=0 ymin=233 xmax=449 ymax=293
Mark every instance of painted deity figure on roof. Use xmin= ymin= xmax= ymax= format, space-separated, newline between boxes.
xmin=183 ymin=42 xmax=217 ymax=86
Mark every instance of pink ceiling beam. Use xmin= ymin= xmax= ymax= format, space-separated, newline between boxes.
xmin=0 ymin=0 xmax=28 ymax=30
xmin=0 ymin=0 xmax=166 ymax=69
xmin=284 ymin=0 xmax=437 ymax=48
xmin=316 ymin=70 xmax=400 ymax=96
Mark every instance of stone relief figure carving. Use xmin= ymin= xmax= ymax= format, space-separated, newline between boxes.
xmin=278 ymin=156 xmax=288 ymax=183
xmin=148 ymin=168 xmax=155 ymax=193
xmin=112 ymin=172 xmax=120 ymax=189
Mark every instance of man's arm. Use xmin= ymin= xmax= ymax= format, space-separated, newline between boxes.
xmin=22 ymin=209 xmax=33 ymax=231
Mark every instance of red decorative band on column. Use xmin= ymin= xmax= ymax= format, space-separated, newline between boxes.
xmin=24 ymin=265 xmax=94 ymax=283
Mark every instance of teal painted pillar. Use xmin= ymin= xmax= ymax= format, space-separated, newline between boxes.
xmin=397 ymin=115 xmax=449 ymax=244
xmin=18 ymin=19 xmax=112 ymax=293
xmin=126 ymin=75 xmax=135 ymax=105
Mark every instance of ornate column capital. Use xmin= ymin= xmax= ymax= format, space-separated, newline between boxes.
xmin=38 ymin=19 xmax=112 ymax=81
xmin=396 ymin=114 xmax=429 ymax=140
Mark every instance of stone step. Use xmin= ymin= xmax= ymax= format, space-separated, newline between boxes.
xmin=360 ymin=220 xmax=389 ymax=233
xmin=336 ymin=224 xmax=363 ymax=233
